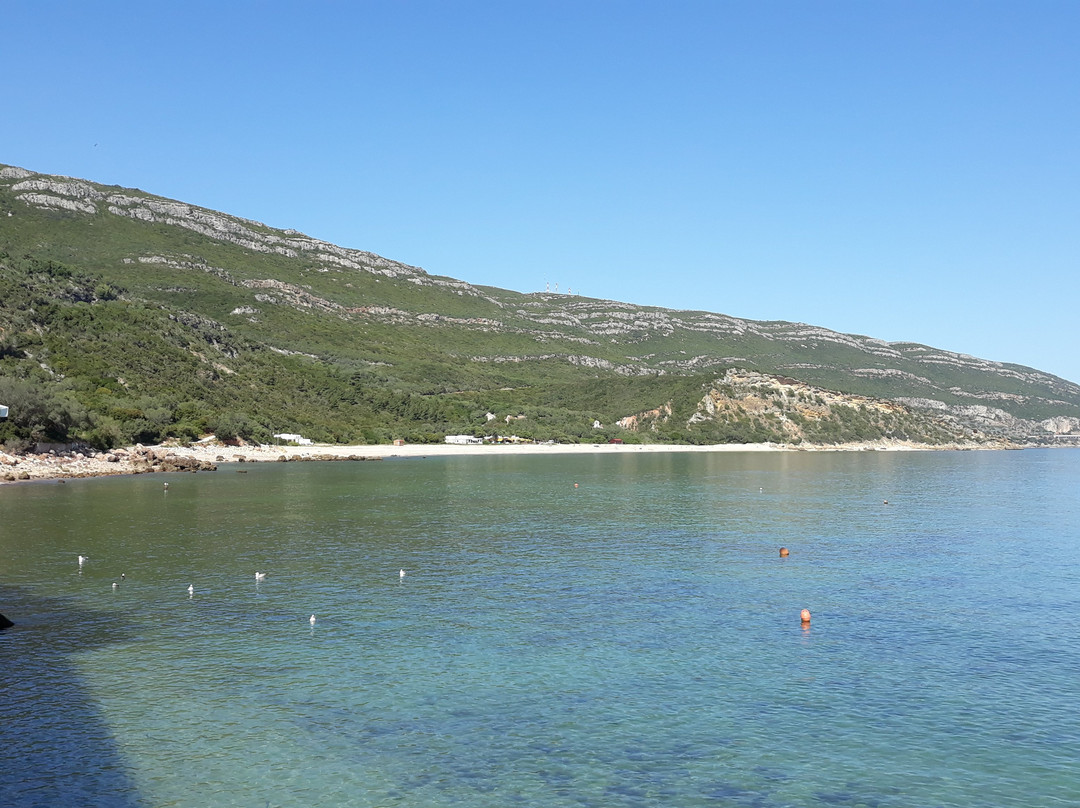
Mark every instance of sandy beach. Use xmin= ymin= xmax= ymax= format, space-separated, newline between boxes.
xmin=0 ymin=437 xmax=1005 ymax=484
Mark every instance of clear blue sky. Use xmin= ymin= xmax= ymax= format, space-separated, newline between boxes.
xmin=4 ymin=1 xmax=1078 ymax=383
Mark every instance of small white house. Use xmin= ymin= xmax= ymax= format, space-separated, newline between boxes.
xmin=274 ymin=433 xmax=313 ymax=446
xmin=0 ymin=405 xmax=8 ymax=419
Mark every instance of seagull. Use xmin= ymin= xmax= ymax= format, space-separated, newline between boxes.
xmin=120 ymin=573 xmax=126 ymax=581
xmin=309 ymin=614 xmax=316 ymax=625
xmin=255 ymin=572 xmax=267 ymax=581
xmin=112 ymin=581 xmax=118 ymax=589
xmin=187 ymin=584 xmax=194 ymax=595
xmin=78 ymin=555 xmax=88 ymax=565
xmin=399 ymin=569 xmax=406 ymax=578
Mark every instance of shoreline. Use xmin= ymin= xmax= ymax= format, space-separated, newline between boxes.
xmin=0 ymin=437 xmax=1026 ymax=484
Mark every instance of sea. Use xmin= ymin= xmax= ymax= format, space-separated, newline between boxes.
xmin=1 ymin=448 xmax=1078 ymax=808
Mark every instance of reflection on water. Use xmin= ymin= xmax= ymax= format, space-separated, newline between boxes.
xmin=1 ymin=450 xmax=1079 ymax=807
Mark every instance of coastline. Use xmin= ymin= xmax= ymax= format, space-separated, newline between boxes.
xmin=1 ymin=437 xmax=1019 ymax=484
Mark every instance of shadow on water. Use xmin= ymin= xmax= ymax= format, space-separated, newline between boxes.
xmin=0 ymin=586 xmax=147 ymax=808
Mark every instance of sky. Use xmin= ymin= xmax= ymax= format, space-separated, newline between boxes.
xmin=4 ymin=1 xmax=1078 ymax=383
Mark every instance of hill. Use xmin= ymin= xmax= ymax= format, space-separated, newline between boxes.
xmin=2 ymin=163 xmax=1079 ymax=450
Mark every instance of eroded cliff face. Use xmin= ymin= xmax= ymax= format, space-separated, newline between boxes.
xmin=694 ymin=370 xmax=908 ymax=439
xmin=616 ymin=369 xmax=1074 ymax=446
xmin=895 ymin=400 xmax=1080 ymax=441
xmin=1038 ymin=416 xmax=1080 ymax=435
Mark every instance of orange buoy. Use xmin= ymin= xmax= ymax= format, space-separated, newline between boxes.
xmin=574 ymin=483 xmax=579 ymax=488
xmin=800 ymin=608 xmax=811 ymax=624
xmin=779 ymin=547 xmax=789 ymax=557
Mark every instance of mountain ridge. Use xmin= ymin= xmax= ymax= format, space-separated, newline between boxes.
xmin=2 ymin=162 xmax=1078 ymax=450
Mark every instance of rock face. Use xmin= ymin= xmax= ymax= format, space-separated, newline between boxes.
xmin=4 ymin=170 xmax=466 ymax=291
xmin=1039 ymin=416 xmax=1080 ymax=435
xmin=894 ymin=398 xmax=1039 ymax=438
xmin=617 ymin=369 xmax=1016 ymax=446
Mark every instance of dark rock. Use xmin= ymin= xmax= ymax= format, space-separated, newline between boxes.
xmin=0 ymin=613 xmax=14 ymax=629
xmin=157 ymin=456 xmax=217 ymax=473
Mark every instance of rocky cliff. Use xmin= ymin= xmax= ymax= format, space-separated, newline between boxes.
xmin=617 ymin=369 xmax=1078 ymax=447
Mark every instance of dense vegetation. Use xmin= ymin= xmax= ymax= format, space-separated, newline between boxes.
xmin=0 ymin=251 xmax=977 ymax=451
xmin=0 ymin=251 xmax=698 ymax=448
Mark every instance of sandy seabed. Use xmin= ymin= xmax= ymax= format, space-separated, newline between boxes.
xmin=0 ymin=437 xmax=995 ymax=484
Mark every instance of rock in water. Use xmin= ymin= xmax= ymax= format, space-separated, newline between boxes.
xmin=0 ymin=613 xmax=14 ymax=629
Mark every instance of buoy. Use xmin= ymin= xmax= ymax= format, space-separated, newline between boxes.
xmin=800 ymin=608 xmax=811 ymax=624
xmin=779 ymin=547 xmax=789 ymax=557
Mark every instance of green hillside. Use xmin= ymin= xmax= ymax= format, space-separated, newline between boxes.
xmin=2 ymin=163 xmax=1078 ymax=450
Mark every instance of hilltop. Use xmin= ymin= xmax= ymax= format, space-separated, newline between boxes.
xmin=1 ymin=163 xmax=1078 ymax=451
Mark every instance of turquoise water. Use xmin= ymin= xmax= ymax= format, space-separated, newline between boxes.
xmin=2 ymin=449 xmax=1079 ymax=807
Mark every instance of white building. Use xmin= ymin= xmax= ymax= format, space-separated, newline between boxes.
xmin=274 ymin=433 xmax=313 ymax=446
xmin=445 ymin=435 xmax=482 ymax=445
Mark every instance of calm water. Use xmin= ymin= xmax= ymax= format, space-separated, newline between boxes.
xmin=2 ymin=449 xmax=1079 ymax=807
